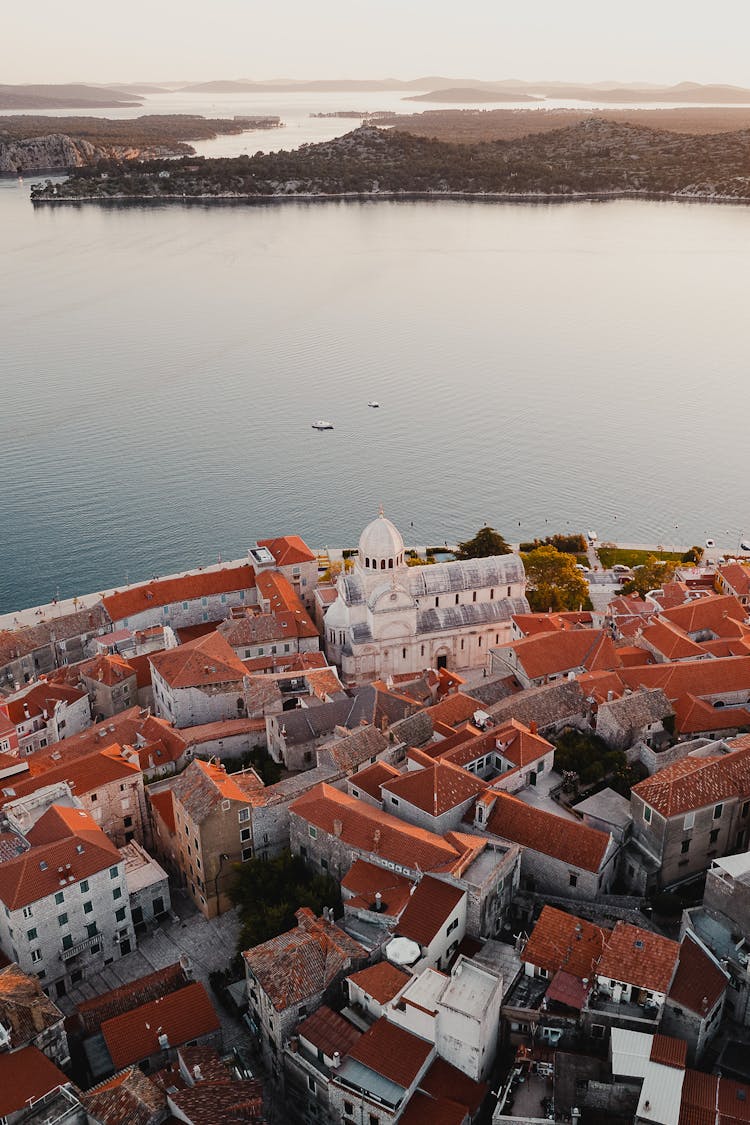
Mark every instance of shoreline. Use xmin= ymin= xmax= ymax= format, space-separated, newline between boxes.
xmin=30 ymin=188 xmax=750 ymax=208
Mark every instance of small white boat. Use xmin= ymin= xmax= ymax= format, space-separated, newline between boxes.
xmin=311 ymin=420 xmax=334 ymax=430
xmin=587 ymin=530 xmax=598 ymax=543
xmin=368 ymin=401 xmax=380 ymax=408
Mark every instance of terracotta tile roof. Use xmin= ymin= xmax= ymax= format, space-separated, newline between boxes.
xmin=716 ymin=1074 xmax=750 ymax=1124
xmin=577 ymin=669 xmax=626 ymax=704
xmin=78 ymin=652 xmax=137 ymax=688
xmin=101 ymin=565 xmax=255 ymax=623
xmin=669 ymin=932 xmax=728 ymax=1015
xmin=348 ymin=760 xmax=401 ymax=800
xmin=0 ymin=605 xmax=110 ymax=665
xmin=168 ymin=1078 xmax=264 ymax=1123
xmin=522 ymin=906 xmax=606 ymax=979
xmin=347 ymin=961 xmax=411 ymax=1004
xmin=0 ymin=1045 xmax=71 ymax=1117
xmin=243 ymin=908 xmax=365 ymax=1011
xmin=0 ymin=962 xmax=63 ymax=1048
xmin=219 ymin=612 xmax=293 ymax=647
xmin=649 ymin=1033 xmax=687 ymax=1070
xmin=399 ymin=1092 xmax=468 ymax=1125
xmin=177 ymin=1045 xmax=230 ymax=1083
xmin=505 ymin=629 xmax=621 ymax=681
xmin=619 ymin=655 xmax=750 ymax=701
xmin=74 ymin=963 xmax=187 ymax=1035
xmin=672 ymin=693 xmax=750 ymax=736
xmin=170 ymin=758 xmax=264 ymax=824
xmin=2 ymin=681 xmax=88 ymax=725
xmin=128 ymin=652 xmax=158 ymax=689
xmin=341 ymin=858 xmax=414 ymax=917
xmin=485 ymin=790 xmax=610 ymax=873
xmin=81 ymin=1067 xmax=165 ymax=1125
xmin=0 ymin=804 xmax=121 ymax=911
xmin=344 ymin=1016 xmax=432 ymax=1089
xmin=254 ymin=569 xmax=319 ymax=638
xmin=150 ymin=631 xmax=248 ymax=689
xmin=101 ymin=981 xmax=220 ymax=1070
xmin=662 ymin=594 xmax=749 ymax=638
xmin=597 ymin=922 xmax=679 ymax=993
xmin=425 ymin=692 xmax=481 ymax=730
xmin=639 ymin=619 xmax=707 ymax=661
xmin=616 ymin=646 xmax=655 ymax=668
xmin=632 ymin=745 xmax=750 ymax=816
xmin=419 ymin=1055 xmax=488 ymax=1115
xmin=679 ymin=1069 xmax=719 ymax=1125
xmin=149 ymin=789 xmax=176 ymax=836
xmin=257 ymin=535 xmax=316 ymax=566
xmin=296 ymin=1004 xmax=362 ymax=1057
xmin=719 ymin=563 xmax=750 ymax=598
xmin=0 ymin=742 xmax=140 ymax=811
xmin=493 ymin=719 xmax=555 ymax=767
xmin=397 ymin=875 xmax=464 ymax=946
xmin=179 ymin=717 xmax=266 ymax=746
xmin=381 ymin=759 xmax=488 ymax=816
xmin=290 ymin=784 xmax=477 ymax=873
xmin=545 ymin=968 xmax=590 ymax=1010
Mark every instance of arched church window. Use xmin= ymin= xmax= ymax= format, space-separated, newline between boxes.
xmin=388 ymin=559 xmax=394 ymax=569
xmin=381 ymin=559 xmax=386 ymax=570
xmin=365 ymin=558 xmax=370 ymax=568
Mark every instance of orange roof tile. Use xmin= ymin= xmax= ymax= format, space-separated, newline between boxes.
xmin=506 ymin=629 xmax=621 ymax=681
xmin=149 ymin=630 xmax=248 ymax=689
xmin=639 ymin=619 xmax=707 ymax=661
xmin=632 ymin=745 xmax=750 ymax=816
xmin=149 ymin=789 xmax=176 ymax=835
xmin=297 ymin=1004 xmax=362 ymax=1057
xmin=397 ymin=875 xmax=464 ymax=946
xmin=649 ymin=1033 xmax=687 ymax=1069
xmin=341 ymin=858 xmax=414 ymax=917
xmin=0 ymin=805 xmax=121 ymax=910
xmin=0 ymin=1045 xmax=71 ymax=1117
xmin=349 ymin=760 xmax=401 ymax=801
xmin=290 ymin=784 xmax=476 ymax=873
xmin=0 ymin=742 xmax=140 ymax=811
xmin=668 ymin=932 xmax=727 ymax=1015
xmin=662 ymin=594 xmax=749 ymax=638
xmin=257 ymin=535 xmax=316 ymax=566
xmin=74 ymin=962 xmax=187 ymax=1033
xmin=344 ymin=1017 xmax=432 ymax=1089
xmin=425 ymin=692 xmax=481 ymax=730
xmin=347 ymin=961 xmax=411 ymax=1005
xmin=596 ymin=922 xmax=679 ymax=993
xmin=102 ymin=565 xmax=255 ymax=623
xmin=522 ymin=906 xmax=606 ymax=979
xmin=381 ymin=759 xmax=487 ymax=816
xmin=619 ymin=655 xmax=750 ymax=700
xmin=254 ymin=569 xmax=319 ymax=639
xmin=718 ymin=563 xmax=750 ymax=598
xmin=672 ymin=693 xmax=750 ymax=735
xmin=102 ymin=981 xmax=219 ymax=1070
xmin=2 ymin=681 xmax=87 ymax=724
xmin=399 ymin=1093 xmax=467 ymax=1125
xmin=486 ymin=790 xmax=610 ymax=872
xmin=419 ymin=1056 xmax=488 ymax=1115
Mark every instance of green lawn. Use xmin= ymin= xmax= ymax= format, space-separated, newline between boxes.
xmin=598 ymin=546 xmax=685 ymax=569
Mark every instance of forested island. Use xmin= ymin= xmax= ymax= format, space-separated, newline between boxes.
xmin=29 ymin=119 xmax=750 ymax=204
xmin=0 ymin=114 xmax=282 ymax=174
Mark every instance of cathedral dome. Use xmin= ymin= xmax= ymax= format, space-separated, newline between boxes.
xmin=358 ymin=509 xmax=405 ymax=573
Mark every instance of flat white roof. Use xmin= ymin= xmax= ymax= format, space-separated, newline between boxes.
xmin=399 ymin=968 xmax=447 ymax=1014
xmin=119 ymin=841 xmax=168 ymax=893
xmin=611 ymin=1027 xmax=652 ymax=1079
xmin=712 ymin=852 xmax=750 ymax=880
xmin=636 ymin=1060 xmax=685 ymax=1125
xmin=438 ymin=956 xmax=501 ymax=1019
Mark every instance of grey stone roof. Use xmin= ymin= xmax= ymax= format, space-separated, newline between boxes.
xmin=407 ymin=555 xmax=525 ymax=596
xmin=316 ymin=725 xmax=391 ymax=772
xmin=416 ymin=596 xmax=529 ymax=637
xmin=278 ymin=685 xmax=416 ymax=746
xmin=486 ymin=679 xmax=587 ymax=731
xmin=465 ymin=676 xmax=518 ymax=707
xmin=597 ymin=688 xmax=673 ymax=732
xmin=573 ymin=787 xmax=633 ymax=829
xmin=389 ymin=710 xmax=434 ymax=747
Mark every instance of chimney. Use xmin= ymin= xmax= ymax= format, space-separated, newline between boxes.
xmin=31 ymin=1005 xmax=46 ymax=1033
xmin=529 ymin=720 xmax=538 ymax=735
xmin=193 ymin=1064 xmax=203 ymax=1082
xmin=331 ymin=1051 xmax=341 ymax=1069
xmin=333 ymin=819 xmax=343 ymax=838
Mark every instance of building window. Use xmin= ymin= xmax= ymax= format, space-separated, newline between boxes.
xmin=683 ymin=812 xmax=695 ymax=830
xmin=643 ymin=805 xmax=652 ymax=824
xmin=54 ymin=891 xmax=64 ymax=906
xmin=22 ymin=905 xmax=33 ymax=919
xmin=473 ymin=591 xmax=477 ymax=602
xmin=86 ymin=922 xmax=98 ymax=938
xmin=344 ymin=1104 xmax=354 ymax=1117
xmin=83 ymin=901 xmax=93 ymax=914
xmin=455 ymin=594 xmax=460 ymax=605
xmin=709 ymin=828 xmax=720 ymax=844
xmin=58 ymin=913 xmax=68 ymax=927
xmin=743 ymin=801 xmax=750 ymax=818
xmin=713 ymin=803 xmax=724 ymax=820
xmin=681 ymin=840 xmax=690 ymax=854
xmin=80 ymin=879 xmax=89 ymax=893
xmin=308 ymin=826 xmax=317 ymax=839
xmin=239 ymin=807 xmax=251 ymax=823
xmin=447 ymin=917 xmax=459 ymax=935
xmin=115 ymin=908 xmax=126 ymax=922
xmin=569 ymin=873 xmax=578 ymax=888
xmin=241 ymin=828 xmax=251 ymax=842
xmin=26 ymin=928 xmax=37 ymax=941
xmin=109 ymin=866 xmax=119 ymax=879
xmin=242 ymin=847 xmax=253 ymax=861
xmin=62 ymin=934 xmax=73 ymax=951
xmin=435 ymin=597 xmax=439 ymax=608
xmin=113 ymin=887 xmax=122 ymax=900
xmin=31 ymin=948 xmax=42 ymax=963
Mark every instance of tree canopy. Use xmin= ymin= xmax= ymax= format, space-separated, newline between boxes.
xmin=521 ymin=544 xmax=591 ymax=611
xmin=620 ymin=556 xmax=678 ymax=598
xmin=228 ymin=851 xmax=341 ymax=952
xmin=455 ymin=526 xmax=511 ymax=559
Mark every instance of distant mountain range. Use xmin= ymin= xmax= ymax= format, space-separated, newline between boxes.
xmin=5 ymin=78 xmax=750 ymax=110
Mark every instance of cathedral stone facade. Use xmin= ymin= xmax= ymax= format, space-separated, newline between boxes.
xmin=324 ymin=511 xmax=529 ymax=683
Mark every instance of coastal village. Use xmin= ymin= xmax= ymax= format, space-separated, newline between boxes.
xmin=3 ymin=511 xmax=750 ymax=1125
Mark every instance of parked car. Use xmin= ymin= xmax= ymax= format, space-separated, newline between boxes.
xmin=613 ymin=564 xmax=632 ymax=574
xmin=741 ymin=541 xmax=750 ymax=552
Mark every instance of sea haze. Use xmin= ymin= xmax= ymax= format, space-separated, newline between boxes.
xmin=2 ymin=94 xmax=750 ymax=612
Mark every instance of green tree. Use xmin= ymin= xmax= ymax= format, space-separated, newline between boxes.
xmin=455 ymin=526 xmax=511 ymax=559
xmin=521 ymin=545 xmax=591 ymax=611
xmin=620 ymin=556 xmax=678 ymax=598
xmin=228 ymin=851 xmax=341 ymax=952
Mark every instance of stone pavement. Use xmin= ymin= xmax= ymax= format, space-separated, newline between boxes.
xmin=59 ymin=888 xmax=252 ymax=1051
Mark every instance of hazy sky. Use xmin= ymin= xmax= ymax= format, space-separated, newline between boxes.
xmin=6 ymin=0 xmax=750 ymax=87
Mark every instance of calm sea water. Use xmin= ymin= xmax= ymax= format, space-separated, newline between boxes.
xmin=2 ymin=93 xmax=750 ymax=613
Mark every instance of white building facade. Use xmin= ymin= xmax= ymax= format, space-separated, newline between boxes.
xmin=324 ymin=512 xmax=529 ymax=682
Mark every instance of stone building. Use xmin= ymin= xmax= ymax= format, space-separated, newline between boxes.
xmin=150 ymin=631 xmax=250 ymax=728
xmin=0 ymin=804 xmax=135 ymax=1001
xmin=0 ymin=681 xmax=91 ymax=755
xmin=243 ymin=908 xmax=366 ymax=1080
xmin=0 ymin=962 xmax=69 ymax=1068
xmin=595 ymin=689 xmax=674 ymax=751
xmin=101 ymin=563 xmax=257 ymax=634
xmin=119 ymin=839 xmax=170 ymax=930
xmin=0 ymin=603 xmax=111 ymax=688
xmin=324 ymin=509 xmax=528 ymax=682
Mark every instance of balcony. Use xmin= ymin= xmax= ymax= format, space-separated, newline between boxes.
xmin=60 ymin=934 xmax=100 ymax=961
